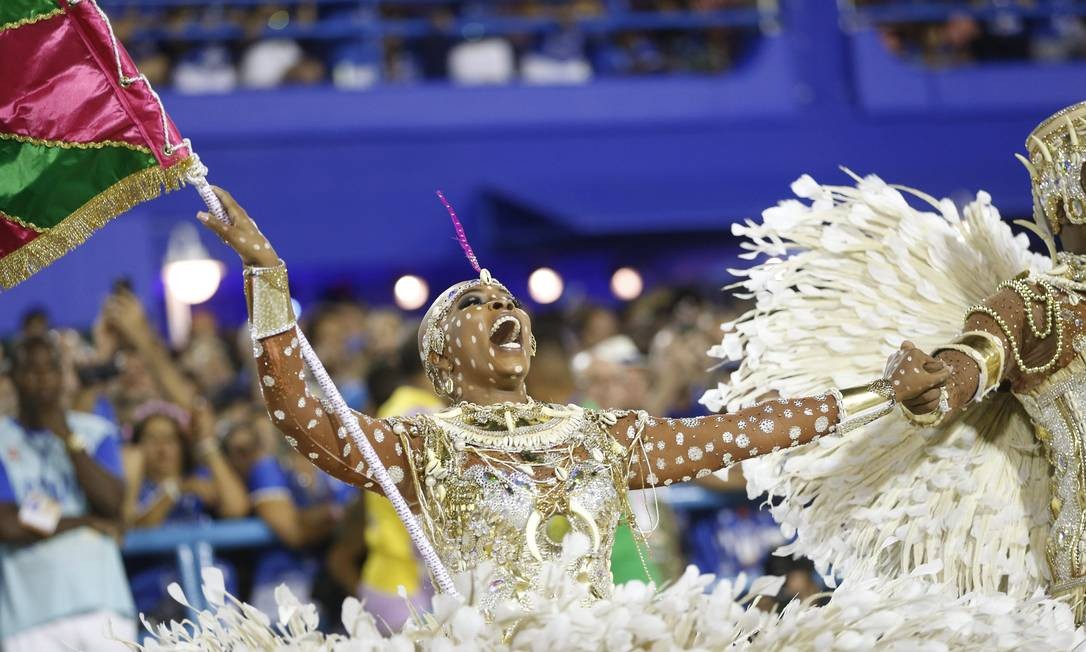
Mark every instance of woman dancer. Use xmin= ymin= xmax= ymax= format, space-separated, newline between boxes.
xmin=194 ymin=188 xmax=932 ymax=611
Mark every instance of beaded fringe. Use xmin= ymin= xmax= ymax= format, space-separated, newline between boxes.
xmin=0 ymin=157 xmax=193 ymax=289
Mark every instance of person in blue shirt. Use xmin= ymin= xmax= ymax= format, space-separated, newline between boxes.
xmin=0 ymin=336 xmax=134 ymax=651
xmin=122 ymin=401 xmax=248 ymax=623
xmin=222 ymin=420 xmax=352 ymax=622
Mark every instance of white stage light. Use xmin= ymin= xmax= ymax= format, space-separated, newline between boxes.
xmin=162 ymin=223 xmax=223 ymax=305
xmin=394 ymin=275 xmax=429 ymax=310
xmin=528 ymin=267 xmax=563 ymax=304
xmin=611 ymin=267 xmax=643 ymax=301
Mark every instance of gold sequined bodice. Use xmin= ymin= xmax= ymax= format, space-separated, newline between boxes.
xmin=396 ymin=404 xmax=636 ymax=612
xmin=1016 ymin=337 xmax=1086 ymax=599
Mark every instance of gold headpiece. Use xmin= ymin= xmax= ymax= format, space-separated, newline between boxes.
xmin=1022 ymin=101 xmax=1086 ymax=234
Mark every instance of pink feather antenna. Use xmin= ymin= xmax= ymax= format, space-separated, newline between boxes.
xmin=436 ymin=190 xmax=482 ymax=274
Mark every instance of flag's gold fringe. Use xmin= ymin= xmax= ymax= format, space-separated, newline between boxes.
xmin=0 ymin=157 xmax=193 ymax=289
xmin=0 ymin=6 xmax=64 ymax=34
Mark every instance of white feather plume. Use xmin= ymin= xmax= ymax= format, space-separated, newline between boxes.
xmin=129 ymin=551 xmax=1083 ymax=650
xmin=703 ymin=172 xmax=1054 ymax=597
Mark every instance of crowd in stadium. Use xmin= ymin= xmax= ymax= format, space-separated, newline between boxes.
xmin=100 ymin=0 xmax=1086 ymax=93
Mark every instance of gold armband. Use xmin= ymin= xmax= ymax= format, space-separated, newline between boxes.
xmin=933 ymin=330 xmax=1005 ymax=404
xmin=833 ymin=379 xmax=896 ymax=434
xmin=244 ymin=262 xmax=296 ymax=339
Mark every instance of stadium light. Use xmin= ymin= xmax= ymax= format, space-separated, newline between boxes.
xmin=610 ymin=267 xmax=643 ymax=301
xmin=528 ymin=267 xmax=563 ymax=304
xmin=394 ymin=275 xmax=429 ymax=311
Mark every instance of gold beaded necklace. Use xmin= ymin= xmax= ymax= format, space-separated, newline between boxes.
xmin=967 ymin=277 xmax=1065 ymax=376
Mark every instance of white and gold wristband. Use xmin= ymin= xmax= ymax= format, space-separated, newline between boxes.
xmin=834 ymin=379 xmax=897 ymax=434
xmin=245 ymin=262 xmax=296 ymax=339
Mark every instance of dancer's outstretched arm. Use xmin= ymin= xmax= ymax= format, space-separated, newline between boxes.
xmin=199 ymin=188 xmax=419 ymax=501
xmin=612 ymin=365 xmax=944 ymax=488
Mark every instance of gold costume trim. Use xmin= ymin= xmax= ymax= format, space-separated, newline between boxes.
xmin=0 ymin=6 xmax=64 ymax=34
xmin=934 ymin=330 xmax=1006 ymax=403
xmin=0 ymin=131 xmax=154 ymax=154
xmin=836 ymin=379 xmax=896 ymax=433
xmin=0 ymin=157 xmax=192 ymax=289
xmin=245 ymin=262 xmax=296 ymax=339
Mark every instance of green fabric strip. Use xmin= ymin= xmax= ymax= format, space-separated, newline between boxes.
xmin=0 ymin=0 xmax=60 ymax=30
xmin=0 ymin=138 xmax=157 ymax=229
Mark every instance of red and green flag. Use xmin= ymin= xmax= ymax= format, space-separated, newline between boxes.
xmin=0 ymin=0 xmax=193 ymax=289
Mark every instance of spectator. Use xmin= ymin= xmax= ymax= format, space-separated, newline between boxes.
xmin=416 ymin=9 xmax=457 ymax=80
xmin=178 ymin=311 xmax=238 ymax=402
xmin=521 ymin=6 xmax=592 ymax=84
xmin=123 ymin=400 xmax=248 ymax=623
xmin=0 ymin=347 xmax=16 ymax=418
xmin=0 ymin=336 xmax=134 ymax=651
xmin=759 ymin=556 xmax=826 ymax=612
xmin=222 ymin=420 xmax=351 ymax=622
xmin=572 ymin=335 xmax=678 ymax=586
xmin=19 ymin=307 xmax=49 ymax=340
xmin=124 ymin=401 xmax=248 ymax=528
xmin=327 ymin=337 xmax=439 ymax=634
xmin=449 ymin=37 xmax=517 ymax=85
xmin=173 ymin=44 xmax=237 ymax=94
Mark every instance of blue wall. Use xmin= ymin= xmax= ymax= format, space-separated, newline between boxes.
xmin=3 ymin=0 xmax=1084 ymax=331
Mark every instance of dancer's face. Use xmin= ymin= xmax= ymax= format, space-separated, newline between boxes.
xmin=434 ymin=285 xmax=533 ymax=400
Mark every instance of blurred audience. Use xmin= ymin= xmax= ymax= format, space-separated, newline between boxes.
xmin=104 ymin=0 xmax=763 ymax=91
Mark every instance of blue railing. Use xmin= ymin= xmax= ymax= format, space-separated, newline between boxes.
xmin=124 ymin=518 xmax=277 ymax=614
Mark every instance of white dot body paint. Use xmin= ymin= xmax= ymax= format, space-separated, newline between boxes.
xmin=489 ymin=347 xmax=496 ymax=357
xmin=465 ymin=313 xmax=471 ymax=320
xmin=488 ymin=362 xmax=495 ymax=371
xmin=471 ymin=336 xmax=477 ymax=344
xmin=470 ymin=359 xmax=477 ymax=368
xmin=514 ymin=365 xmax=523 ymax=374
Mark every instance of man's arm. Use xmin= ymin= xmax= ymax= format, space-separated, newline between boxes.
xmin=0 ymin=504 xmax=115 ymax=544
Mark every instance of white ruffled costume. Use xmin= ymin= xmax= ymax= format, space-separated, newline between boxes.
xmin=702 ymin=171 xmax=1086 ymax=648
xmin=137 ymin=535 xmax=1080 ymax=651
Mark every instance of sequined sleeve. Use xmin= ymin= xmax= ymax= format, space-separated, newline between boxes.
xmin=614 ymin=395 xmax=841 ymax=489
xmin=246 ymin=275 xmax=419 ymax=502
